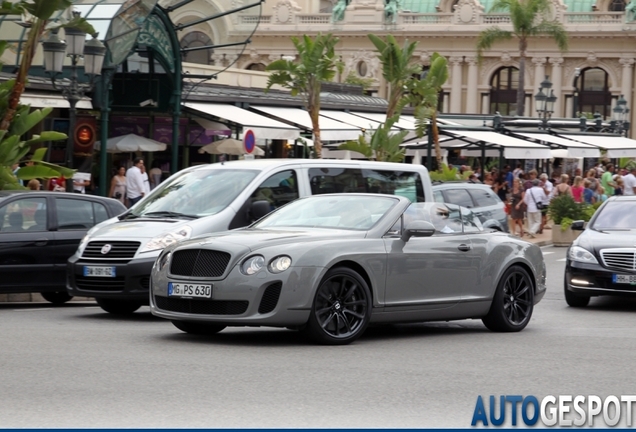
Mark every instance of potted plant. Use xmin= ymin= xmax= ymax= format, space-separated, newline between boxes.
xmin=547 ymin=194 xmax=595 ymax=246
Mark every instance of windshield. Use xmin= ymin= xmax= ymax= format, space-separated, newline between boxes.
xmin=130 ymin=168 xmax=259 ymax=218
xmin=591 ymin=201 xmax=636 ymax=230
xmin=254 ymin=195 xmax=398 ymax=231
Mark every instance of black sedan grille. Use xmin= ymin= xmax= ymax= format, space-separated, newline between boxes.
xmin=82 ymin=241 xmax=140 ymax=260
xmin=601 ymin=249 xmax=636 ymax=272
xmin=154 ymin=296 xmax=248 ymax=315
xmin=170 ymin=249 xmax=231 ymax=278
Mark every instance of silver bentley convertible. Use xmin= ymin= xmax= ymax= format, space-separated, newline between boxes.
xmin=150 ymin=194 xmax=546 ymax=345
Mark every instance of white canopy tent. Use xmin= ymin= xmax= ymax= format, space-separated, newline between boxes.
xmin=184 ymin=102 xmax=300 ymax=140
xmin=560 ymin=134 xmax=636 ymax=158
xmin=513 ymin=132 xmax=601 ymax=158
xmin=441 ymin=130 xmax=553 ymax=159
xmin=252 ymin=106 xmax=363 ymax=140
xmin=350 ymin=112 xmax=417 ymax=130
xmin=94 ymin=134 xmax=167 ymax=153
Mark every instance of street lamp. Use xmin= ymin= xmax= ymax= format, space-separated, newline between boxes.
xmin=611 ymin=94 xmax=630 ymax=136
xmin=41 ymin=12 xmax=106 ymax=191
xmin=535 ymin=75 xmax=557 ymax=130
xmin=572 ymin=67 xmax=581 ymax=118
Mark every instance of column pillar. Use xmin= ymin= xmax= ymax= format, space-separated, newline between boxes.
xmin=465 ymin=56 xmax=478 ymax=114
xmin=449 ymin=56 xmax=463 ymax=113
xmin=620 ymin=58 xmax=634 ymax=106
xmin=549 ymin=57 xmax=564 ymax=117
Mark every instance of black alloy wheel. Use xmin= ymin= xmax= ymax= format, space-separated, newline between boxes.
xmin=305 ymin=267 xmax=372 ymax=345
xmin=95 ymin=298 xmax=143 ymax=315
xmin=483 ymin=266 xmax=534 ymax=332
xmin=40 ymin=291 xmax=73 ymax=305
xmin=171 ymin=320 xmax=226 ymax=335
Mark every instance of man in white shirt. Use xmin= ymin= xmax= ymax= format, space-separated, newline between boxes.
xmin=539 ymin=173 xmax=553 ymax=233
xmin=140 ymin=164 xmax=151 ymax=195
xmin=523 ymin=179 xmax=547 ymax=238
xmin=126 ymin=158 xmax=146 ymax=207
xmin=622 ymin=167 xmax=636 ymax=196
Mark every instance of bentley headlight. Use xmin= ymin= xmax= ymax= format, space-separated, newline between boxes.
xmin=158 ymin=251 xmax=172 ymax=271
xmin=241 ymin=255 xmax=265 ymax=275
xmin=268 ymin=256 xmax=292 ymax=273
xmin=141 ymin=226 xmax=192 ymax=253
xmin=569 ymin=246 xmax=599 ymax=264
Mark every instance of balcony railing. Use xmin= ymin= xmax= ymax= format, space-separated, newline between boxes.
xmin=399 ymin=13 xmax=453 ymax=24
xmin=566 ymin=12 xmax=624 ymax=23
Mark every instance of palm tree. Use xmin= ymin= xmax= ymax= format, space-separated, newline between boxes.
xmin=368 ymin=34 xmax=421 ymax=120
xmin=476 ymin=0 xmax=568 ymax=117
xmin=265 ymin=33 xmax=342 ymax=158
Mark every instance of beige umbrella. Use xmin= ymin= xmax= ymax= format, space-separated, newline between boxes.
xmin=94 ymin=134 xmax=167 ymax=153
xmin=198 ymin=138 xmax=265 ymax=156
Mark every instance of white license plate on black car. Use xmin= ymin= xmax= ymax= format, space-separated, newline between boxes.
xmin=613 ymin=274 xmax=636 ymax=285
xmin=168 ymin=282 xmax=212 ymax=298
xmin=83 ymin=266 xmax=116 ymax=277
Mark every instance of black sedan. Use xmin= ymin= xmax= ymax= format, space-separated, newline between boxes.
xmin=0 ymin=191 xmax=126 ymax=304
xmin=565 ymin=196 xmax=636 ymax=307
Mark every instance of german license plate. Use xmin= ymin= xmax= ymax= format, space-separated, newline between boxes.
xmin=613 ymin=274 xmax=636 ymax=285
xmin=168 ymin=282 xmax=212 ymax=299
xmin=83 ymin=266 xmax=116 ymax=277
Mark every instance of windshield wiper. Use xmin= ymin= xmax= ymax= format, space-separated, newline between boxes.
xmin=142 ymin=211 xmax=199 ymax=219
xmin=118 ymin=212 xmax=139 ymax=220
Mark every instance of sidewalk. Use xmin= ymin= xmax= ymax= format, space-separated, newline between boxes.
xmin=519 ymin=227 xmax=553 ymax=247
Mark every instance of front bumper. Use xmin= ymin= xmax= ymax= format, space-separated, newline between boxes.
xmin=150 ymin=265 xmax=322 ymax=327
xmin=67 ymin=255 xmax=158 ymax=302
xmin=565 ymin=260 xmax=636 ymax=296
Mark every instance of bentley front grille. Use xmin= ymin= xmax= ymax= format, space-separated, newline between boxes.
xmin=170 ymin=249 xmax=231 ymax=278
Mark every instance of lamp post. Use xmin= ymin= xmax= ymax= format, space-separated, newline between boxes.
xmin=572 ymin=67 xmax=581 ymax=118
xmin=611 ymin=94 xmax=630 ymax=136
xmin=535 ymin=75 xmax=557 ymax=130
xmin=41 ymin=12 xmax=106 ymax=192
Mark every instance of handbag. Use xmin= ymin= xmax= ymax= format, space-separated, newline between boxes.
xmin=530 ymin=189 xmax=544 ymax=210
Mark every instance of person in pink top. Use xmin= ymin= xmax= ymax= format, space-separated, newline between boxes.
xmin=571 ymin=175 xmax=584 ymax=203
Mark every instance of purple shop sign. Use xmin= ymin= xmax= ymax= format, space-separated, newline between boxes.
xmin=153 ymin=124 xmax=187 ymax=145
xmin=110 ymin=116 xmax=150 ymax=138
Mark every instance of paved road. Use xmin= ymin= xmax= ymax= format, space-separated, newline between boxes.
xmin=2 ymin=246 xmax=636 ymax=428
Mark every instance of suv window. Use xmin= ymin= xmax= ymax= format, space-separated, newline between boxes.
xmin=468 ymin=188 xmax=500 ymax=207
xmin=56 ymin=198 xmax=105 ymax=230
xmin=442 ymin=189 xmax=474 ymax=208
xmin=0 ymin=197 xmax=46 ymax=233
xmin=251 ymin=170 xmax=299 ymax=211
xmin=309 ymin=168 xmax=425 ymax=202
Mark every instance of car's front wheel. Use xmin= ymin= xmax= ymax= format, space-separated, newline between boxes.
xmin=483 ymin=266 xmax=534 ymax=332
xmin=171 ymin=320 xmax=226 ymax=335
xmin=95 ymin=298 xmax=143 ymax=315
xmin=564 ymin=280 xmax=590 ymax=307
xmin=305 ymin=267 xmax=372 ymax=345
xmin=40 ymin=291 xmax=73 ymax=305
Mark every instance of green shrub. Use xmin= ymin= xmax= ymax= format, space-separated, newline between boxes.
xmin=548 ymin=194 xmax=596 ymax=231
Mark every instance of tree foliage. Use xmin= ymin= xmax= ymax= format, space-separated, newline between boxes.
xmin=265 ymin=33 xmax=342 ymax=158
xmin=338 ymin=115 xmax=408 ymax=162
xmin=476 ymin=0 xmax=568 ymax=116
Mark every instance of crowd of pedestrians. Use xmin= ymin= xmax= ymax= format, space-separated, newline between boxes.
xmin=466 ymin=161 xmax=636 ymax=238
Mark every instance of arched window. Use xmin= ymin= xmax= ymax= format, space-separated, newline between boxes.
xmin=246 ymin=63 xmax=266 ymax=71
xmin=489 ymin=66 xmax=519 ymax=115
xmin=180 ymin=31 xmax=213 ymax=65
xmin=609 ymin=0 xmax=625 ymax=11
xmin=574 ymin=67 xmax=612 ymax=118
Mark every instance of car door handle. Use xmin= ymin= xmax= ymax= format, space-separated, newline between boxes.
xmin=34 ymin=238 xmax=49 ymax=246
xmin=458 ymin=244 xmax=471 ymax=252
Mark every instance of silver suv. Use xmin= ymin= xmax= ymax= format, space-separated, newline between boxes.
xmin=432 ymin=182 xmax=509 ymax=233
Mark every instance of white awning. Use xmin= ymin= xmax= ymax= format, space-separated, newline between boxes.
xmin=350 ymin=112 xmax=416 ymax=130
xmin=322 ymin=148 xmax=367 ymax=159
xmin=560 ymin=134 xmax=636 ymax=158
xmin=20 ymin=92 xmax=92 ymax=110
xmin=252 ymin=106 xmax=362 ymax=140
xmin=515 ymin=133 xmax=600 ymax=158
xmin=443 ymin=130 xmax=553 ymax=159
xmin=184 ymin=102 xmax=300 ymax=140
xmin=320 ymin=110 xmax=384 ymax=130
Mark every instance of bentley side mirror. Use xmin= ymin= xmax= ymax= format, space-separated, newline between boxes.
xmin=401 ymin=221 xmax=436 ymax=242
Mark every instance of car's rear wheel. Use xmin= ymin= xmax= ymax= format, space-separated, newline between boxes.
xmin=40 ymin=291 xmax=73 ymax=305
xmin=95 ymin=298 xmax=143 ymax=315
xmin=564 ymin=279 xmax=590 ymax=307
xmin=171 ymin=320 xmax=226 ymax=335
xmin=482 ymin=266 xmax=534 ymax=332
xmin=305 ymin=267 xmax=371 ymax=345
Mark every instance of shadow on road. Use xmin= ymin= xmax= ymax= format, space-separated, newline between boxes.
xmin=153 ymin=320 xmax=490 ymax=347
xmin=585 ymin=296 xmax=636 ymax=312
xmin=0 ymin=301 xmax=96 ymax=310
xmin=72 ymin=308 xmax=165 ymax=323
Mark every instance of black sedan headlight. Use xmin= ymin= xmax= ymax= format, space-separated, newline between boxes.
xmin=568 ymin=246 xmax=599 ymax=264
